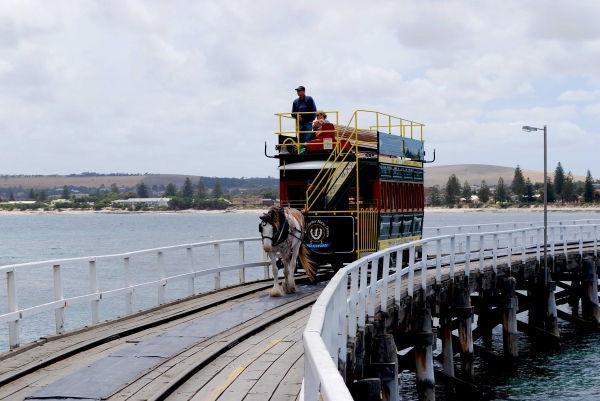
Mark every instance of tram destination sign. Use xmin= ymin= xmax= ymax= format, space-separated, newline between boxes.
xmin=305 ymin=216 xmax=355 ymax=254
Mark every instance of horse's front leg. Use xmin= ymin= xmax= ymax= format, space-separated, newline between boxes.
xmin=268 ymin=252 xmax=283 ymax=297
xmin=284 ymin=244 xmax=299 ymax=294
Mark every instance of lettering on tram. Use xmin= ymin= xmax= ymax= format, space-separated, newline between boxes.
xmin=267 ymin=97 xmax=433 ymax=270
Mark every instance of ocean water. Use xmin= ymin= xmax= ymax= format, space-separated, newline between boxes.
xmin=1 ymin=210 xmax=600 ymax=399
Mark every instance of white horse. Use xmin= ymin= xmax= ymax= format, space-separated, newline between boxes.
xmin=259 ymin=206 xmax=316 ymax=296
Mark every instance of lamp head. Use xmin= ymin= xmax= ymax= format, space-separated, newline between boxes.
xmin=522 ymin=126 xmax=538 ymax=132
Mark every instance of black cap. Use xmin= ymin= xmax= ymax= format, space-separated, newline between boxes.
xmin=295 ymin=86 xmax=305 ymax=91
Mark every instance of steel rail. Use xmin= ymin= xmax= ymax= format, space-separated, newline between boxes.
xmin=148 ymin=294 xmax=320 ymax=401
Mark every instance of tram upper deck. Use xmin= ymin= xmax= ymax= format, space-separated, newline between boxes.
xmin=273 ymin=110 xmax=426 ymax=166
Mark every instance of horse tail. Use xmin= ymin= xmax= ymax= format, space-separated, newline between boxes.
xmin=298 ymin=242 xmax=317 ymax=282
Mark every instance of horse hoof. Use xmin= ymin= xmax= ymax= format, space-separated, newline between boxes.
xmin=269 ymin=287 xmax=284 ymax=297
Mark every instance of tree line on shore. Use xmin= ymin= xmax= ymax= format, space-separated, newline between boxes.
xmin=0 ymin=177 xmax=279 ymax=211
xmin=428 ymin=163 xmax=599 ymax=207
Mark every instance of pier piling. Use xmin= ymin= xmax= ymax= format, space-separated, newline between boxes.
xmin=581 ymin=256 xmax=600 ymax=323
xmin=545 ymin=282 xmax=559 ymax=336
xmin=371 ymin=334 xmax=399 ymax=400
xmin=441 ymin=316 xmax=454 ymax=378
xmin=456 ymin=287 xmax=474 ymax=380
xmin=412 ymin=307 xmax=435 ymax=401
xmin=501 ymin=277 xmax=518 ymax=358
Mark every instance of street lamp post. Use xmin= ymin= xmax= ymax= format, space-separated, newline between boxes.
xmin=522 ymin=125 xmax=548 ymax=284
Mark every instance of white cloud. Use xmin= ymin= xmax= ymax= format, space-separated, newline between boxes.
xmin=0 ymin=0 xmax=599 ymax=178
xmin=558 ymin=90 xmax=600 ymax=102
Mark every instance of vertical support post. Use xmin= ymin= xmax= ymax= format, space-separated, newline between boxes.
xmin=436 ymin=239 xmax=442 ymax=284
xmin=465 ymin=235 xmax=471 ymax=277
xmin=479 ymin=234 xmax=484 ymax=273
xmin=358 ymin=261 xmax=369 ymax=330
xmin=238 ymin=241 xmax=245 ymax=284
xmin=450 ymin=237 xmax=455 ymax=278
xmin=124 ymin=257 xmax=133 ymax=314
xmin=380 ymin=253 xmax=390 ymax=313
xmin=421 ymin=243 xmax=428 ymax=299
xmin=89 ymin=259 xmax=100 ymax=324
xmin=501 ymin=277 xmax=518 ymax=358
xmin=349 ymin=269 xmax=359 ymax=338
xmin=157 ymin=252 xmax=165 ymax=304
xmin=456 ymin=287 xmax=474 ymax=379
xmin=441 ymin=315 xmax=454 ymax=377
xmin=53 ymin=265 xmax=65 ymax=334
xmin=187 ymin=247 xmax=195 ymax=296
xmin=522 ymin=231 xmax=527 ymax=263
xmin=581 ymin=256 xmax=600 ymax=323
xmin=7 ymin=270 xmax=20 ymax=349
xmin=408 ymin=246 xmax=415 ymax=298
xmin=477 ymin=289 xmax=493 ymax=349
xmin=395 ymin=250 xmax=403 ymax=306
xmin=368 ymin=258 xmax=377 ymax=321
xmin=544 ymin=282 xmax=559 ymax=336
xmin=507 ymin=232 xmax=513 ymax=270
xmin=492 ymin=234 xmax=498 ymax=273
xmin=412 ymin=307 xmax=435 ymax=401
xmin=371 ymin=334 xmax=399 ymax=401
xmin=214 ymin=244 xmax=221 ymax=289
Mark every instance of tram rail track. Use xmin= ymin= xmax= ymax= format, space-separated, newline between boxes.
xmin=0 ymin=270 xmax=334 ymax=392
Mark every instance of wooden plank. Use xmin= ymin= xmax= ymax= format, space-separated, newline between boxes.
xmin=270 ymin=355 xmax=304 ymax=400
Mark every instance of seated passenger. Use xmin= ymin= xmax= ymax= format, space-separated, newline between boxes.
xmin=312 ymin=111 xmax=330 ymax=138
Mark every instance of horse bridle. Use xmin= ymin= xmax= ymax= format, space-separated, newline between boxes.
xmin=259 ymin=209 xmax=290 ymax=247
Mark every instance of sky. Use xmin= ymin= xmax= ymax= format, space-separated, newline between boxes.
xmin=1 ymin=0 xmax=599 ymax=178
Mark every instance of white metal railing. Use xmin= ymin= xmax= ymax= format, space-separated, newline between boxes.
xmin=426 ymin=219 xmax=600 ymax=237
xmin=302 ymin=223 xmax=599 ymax=400
xmin=1 ymin=237 xmax=270 ymax=350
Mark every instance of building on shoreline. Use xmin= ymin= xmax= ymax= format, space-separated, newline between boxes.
xmin=111 ymin=198 xmax=170 ymax=207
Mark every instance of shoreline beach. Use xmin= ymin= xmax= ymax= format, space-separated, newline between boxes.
xmin=1 ymin=205 xmax=600 ymax=215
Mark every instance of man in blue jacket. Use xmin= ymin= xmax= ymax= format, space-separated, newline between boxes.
xmin=292 ymin=86 xmax=317 ymax=154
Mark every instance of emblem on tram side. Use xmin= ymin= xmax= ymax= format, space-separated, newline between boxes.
xmin=308 ymin=222 xmax=326 ymax=242
xmin=306 ymin=220 xmax=331 ymax=248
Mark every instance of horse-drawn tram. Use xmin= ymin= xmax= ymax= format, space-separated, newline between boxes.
xmin=267 ymin=110 xmax=429 ymax=269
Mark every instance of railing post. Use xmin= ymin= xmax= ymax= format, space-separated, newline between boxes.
xmin=380 ymin=253 xmax=390 ymax=313
xmin=124 ymin=257 xmax=133 ymax=314
xmin=214 ymin=244 xmax=221 ymax=289
xmin=157 ymin=252 xmax=165 ymax=304
xmin=522 ymin=231 xmax=527 ymax=263
xmin=239 ymin=241 xmax=246 ymax=283
xmin=450 ymin=237 xmax=455 ymax=278
xmin=349 ymin=269 xmax=359 ymax=339
xmin=594 ymin=226 xmax=598 ymax=258
xmin=550 ymin=228 xmax=556 ymax=259
xmin=421 ymin=242 xmax=428 ymax=294
xmin=458 ymin=226 xmax=463 ymax=253
xmin=492 ymin=234 xmax=498 ymax=273
xmin=536 ymin=229 xmax=541 ymax=262
xmin=358 ymin=261 xmax=369 ymax=330
xmin=7 ymin=270 xmax=19 ymax=349
xmin=53 ymin=264 xmax=65 ymax=334
xmin=395 ymin=250 xmax=403 ymax=306
xmin=89 ymin=259 xmax=100 ymax=324
xmin=368 ymin=258 xmax=377 ymax=320
xmin=187 ymin=247 xmax=195 ymax=296
xmin=507 ymin=232 xmax=513 ymax=270
xmin=436 ymin=239 xmax=442 ymax=284
xmin=465 ymin=235 xmax=471 ymax=277
xmin=579 ymin=226 xmax=584 ymax=256
xmin=479 ymin=234 xmax=484 ymax=273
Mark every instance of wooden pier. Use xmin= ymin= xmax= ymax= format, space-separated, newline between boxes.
xmin=0 ymin=276 xmax=328 ymax=401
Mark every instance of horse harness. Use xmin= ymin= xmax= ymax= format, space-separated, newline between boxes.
xmin=259 ymin=207 xmax=304 ymax=247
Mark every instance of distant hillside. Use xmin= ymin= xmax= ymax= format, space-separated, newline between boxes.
xmin=0 ymin=173 xmax=278 ymax=192
xmin=424 ymin=164 xmax=587 ymax=187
